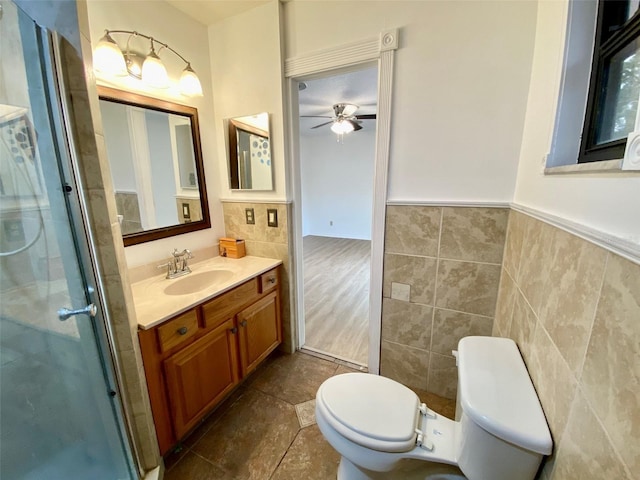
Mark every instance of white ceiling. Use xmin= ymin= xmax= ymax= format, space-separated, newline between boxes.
xmin=298 ymin=66 xmax=378 ymax=137
xmin=166 ymin=0 xmax=270 ymax=26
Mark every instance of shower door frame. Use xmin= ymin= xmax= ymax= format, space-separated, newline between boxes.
xmin=6 ymin=11 xmax=142 ymax=478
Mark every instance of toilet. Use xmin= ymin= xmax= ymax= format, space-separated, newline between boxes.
xmin=315 ymin=336 xmax=552 ymax=480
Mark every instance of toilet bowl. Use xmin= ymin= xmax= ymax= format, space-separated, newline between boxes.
xmin=315 ymin=336 xmax=552 ymax=480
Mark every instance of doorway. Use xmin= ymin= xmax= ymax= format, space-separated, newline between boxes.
xmin=296 ymin=66 xmax=378 ymax=366
xmin=0 ymin=3 xmax=136 ymax=478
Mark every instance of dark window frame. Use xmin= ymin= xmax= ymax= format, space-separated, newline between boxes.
xmin=579 ymin=0 xmax=640 ymax=163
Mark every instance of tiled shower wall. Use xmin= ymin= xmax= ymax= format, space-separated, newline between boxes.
xmin=222 ymin=201 xmax=294 ymax=353
xmin=495 ymin=210 xmax=638 ymax=479
xmin=380 ymin=205 xmax=508 ymax=399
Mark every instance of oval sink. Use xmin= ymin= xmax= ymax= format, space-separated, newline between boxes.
xmin=163 ymin=270 xmax=234 ymax=296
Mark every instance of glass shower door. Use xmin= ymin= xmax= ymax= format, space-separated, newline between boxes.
xmin=0 ymin=2 xmax=135 ymax=479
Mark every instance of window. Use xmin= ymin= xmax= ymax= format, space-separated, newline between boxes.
xmin=579 ymin=0 xmax=640 ymax=163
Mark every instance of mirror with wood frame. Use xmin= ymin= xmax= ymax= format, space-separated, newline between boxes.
xmin=97 ymin=86 xmax=210 ymax=246
xmin=227 ymin=113 xmax=273 ymax=190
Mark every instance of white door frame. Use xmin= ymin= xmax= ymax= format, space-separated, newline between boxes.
xmin=284 ymin=30 xmax=398 ymax=374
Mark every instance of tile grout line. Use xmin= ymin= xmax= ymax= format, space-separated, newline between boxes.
xmin=267 ymin=428 xmax=303 ymax=480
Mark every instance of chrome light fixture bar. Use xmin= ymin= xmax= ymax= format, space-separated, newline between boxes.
xmin=94 ymin=29 xmax=203 ymax=97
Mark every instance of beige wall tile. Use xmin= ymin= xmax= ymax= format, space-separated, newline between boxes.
xmin=508 ymin=290 xmax=537 ymax=364
xmin=431 ymin=308 xmax=493 ymax=356
xmin=516 ymin=216 xmax=554 ymax=316
xmin=538 ymin=228 xmax=607 ymax=375
xmin=381 ymin=298 xmax=433 ymax=350
xmin=503 ymin=210 xmax=526 ymax=279
xmin=527 ymin=324 xmax=577 ymax=442
xmin=427 ymin=353 xmax=458 ymax=400
xmin=383 ymin=253 xmax=437 ymax=305
xmin=581 ymin=253 xmax=640 ymax=472
xmin=493 ymin=268 xmax=516 ymax=337
xmin=435 ymin=260 xmax=501 ymax=317
xmin=385 ymin=206 xmax=441 ymax=257
xmin=552 ymin=391 xmax=632 ymax=480
xmin=439 ymin=207 xmax=508 ymax=263
xmin=380 ymin=341 xmax=429 ymax=390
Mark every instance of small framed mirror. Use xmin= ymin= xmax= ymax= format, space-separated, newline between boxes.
xmin=227 ymin=113 xmax=273 ymax=190
xmin=97 ymin=86 xmax=210 ymax=246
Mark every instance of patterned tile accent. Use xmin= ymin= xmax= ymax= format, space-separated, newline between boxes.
xmin=295 ymin=399 xmax=316 ymax=428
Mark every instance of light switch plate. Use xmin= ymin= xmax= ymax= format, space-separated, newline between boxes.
xmin=391 ymin=282 xmax=410 ymax=302
xmin=267 ymin=208 xmax=278 ymax=227
xmin=245 ymin=208 xmax=255 ymax=225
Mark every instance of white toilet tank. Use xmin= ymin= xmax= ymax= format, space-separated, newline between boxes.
xmin=455 ymin=337 xmax=552 ymax=480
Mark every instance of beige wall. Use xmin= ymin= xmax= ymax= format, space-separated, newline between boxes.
xmin=380 ymin=205 xmax=508 ymax=399
xmin=495 ymin=210 xmax=637 ymax=479
xmin=222 ymin=202 xmax=294 ymax=353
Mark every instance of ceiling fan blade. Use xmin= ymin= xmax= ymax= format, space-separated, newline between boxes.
xmin=300 ymin=115 xmax=333 ymax=118
xmin=355 ymin=114 xmax=376 ymax=120
xmin=311 ymin=120 xmax=334 ymax=129
xmin=348 ymin=120 xmax=363 ymax=131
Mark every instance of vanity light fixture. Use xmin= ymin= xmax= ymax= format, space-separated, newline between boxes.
xmin=94 ymin=29 xmax=203 ymax=97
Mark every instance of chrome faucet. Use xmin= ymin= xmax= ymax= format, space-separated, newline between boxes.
xmin=158 ymin=248 xmax=194 ymax=279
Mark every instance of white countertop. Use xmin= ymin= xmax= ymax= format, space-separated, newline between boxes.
xmin=132 ymin=256 xmax=282 ymax=330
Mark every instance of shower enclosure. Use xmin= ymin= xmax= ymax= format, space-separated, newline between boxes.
xmin=0 ymin=1 xmax=136 ymax=478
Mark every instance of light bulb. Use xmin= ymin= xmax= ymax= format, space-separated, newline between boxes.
xmin=94 ymin=32 xmax=127 ymax=76
xmin=141 ymin=48 xmax=169 ymax=89
xmin=179 ymin=64 xmax=203 ymax=97
xmin=331 ymin=119 xmax=355 ymax=134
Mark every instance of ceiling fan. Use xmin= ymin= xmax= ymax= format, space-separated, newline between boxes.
xmin=303 ymin=103 xmax=376 ymax=134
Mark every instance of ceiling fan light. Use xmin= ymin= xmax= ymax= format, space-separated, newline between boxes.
xmin=142 ymin=49 xmax=169 ymax=89
xmin=179 ymin=64 xmax=203 ymax=97
xmin=331 ymin=119 xmax=355 ymax=134
xmin=94 ymin=32 xmax=127 ymax=76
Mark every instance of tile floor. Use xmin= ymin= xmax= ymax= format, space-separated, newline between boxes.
xmin=163 ymin=351 xmax=456 ymax=480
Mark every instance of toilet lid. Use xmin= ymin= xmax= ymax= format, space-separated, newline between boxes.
xmin=317 ymin=373 xmax=419 ymax=452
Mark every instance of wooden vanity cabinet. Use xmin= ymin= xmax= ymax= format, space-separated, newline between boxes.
xmin=138 ymin=267 xmax=281 ymax=454
xmin=163 ymin=318 xmax=240 ymax=439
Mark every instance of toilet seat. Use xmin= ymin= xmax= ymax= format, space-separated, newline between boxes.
xmin=316 ymin=373 xmax=420 ymax=453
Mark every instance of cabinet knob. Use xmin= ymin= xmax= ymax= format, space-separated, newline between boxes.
xmin=177 ymin=326 xmax=188 ymax=335
xmin=268 ymin=276 xmax=276 ymax=284
xmin=239 ymin=320 xmax=247 ymax=327
xmin=230 ymin=326 xmax=238 ymax=334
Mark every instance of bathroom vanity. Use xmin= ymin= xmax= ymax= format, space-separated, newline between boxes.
xmin=133 ymin=256 xmax=282 ymax=454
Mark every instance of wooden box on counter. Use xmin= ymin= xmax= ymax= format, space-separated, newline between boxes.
xmin=219 ymin=237 xmax=246 ymax=259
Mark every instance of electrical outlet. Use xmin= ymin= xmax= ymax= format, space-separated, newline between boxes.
xmin=329 ymin=220 xmax=333 ymax=226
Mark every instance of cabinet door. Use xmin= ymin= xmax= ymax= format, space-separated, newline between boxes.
xmin=163 ymin=318 xmax=239 ymax=439
xmin=237 ymin=291 xmax=281 ymax=377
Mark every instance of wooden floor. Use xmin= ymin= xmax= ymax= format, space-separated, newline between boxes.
xmin=302 ymin=236 xmax=370 ymax=365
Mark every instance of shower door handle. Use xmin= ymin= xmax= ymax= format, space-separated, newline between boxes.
xmin=58 ymin=303 xmax=97 ymax=321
